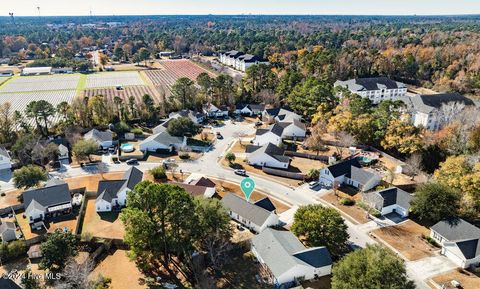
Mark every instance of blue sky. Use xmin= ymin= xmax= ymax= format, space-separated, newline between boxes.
xmin=1 ymin=1 xmax=480 ymax=16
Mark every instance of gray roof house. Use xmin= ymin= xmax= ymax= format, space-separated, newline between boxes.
xmin=221 ymin=193 xmax=280 ymax=233
xmin=246 ymin=143 xmax=290 ymax=169
xmin=84 ymin=129 xmax=114 ymax=148
xmin=262 ymin=108 xmax=302 ymax=124
xmin=363 ymin=187 xmax=412 ymax=217
xmin=0 ymin=221 xmax=17 ymax=243
xmin=319 ymin=158 xmax=381 ymax=191
xmin=0 ymin=146 xmax=12 ymax=171
xmin=139 ymin=131 xmax=186 ymax=153
xmin=22 ymin=182 xmax=72 ymax=230
xmin=251 ymin=228 xmax=332 ymax=286
xmin=430 ymin=218 xmax=480 ymax=268
xmin=169 ymin=109 xmax=205 ymax=124
xmin=96 ymin=167 xmax=143 ymax=212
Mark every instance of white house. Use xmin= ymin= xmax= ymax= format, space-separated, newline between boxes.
xmin=334 ymin=77 xmax=407 ymax=105
xmin=22 ymin=181 xmax=72 ymax=230
xmin=219 ymin=50 xmax=244 ymax=67
xmin=363 ymin=187 xmax=412 ymax=217
xmin=0 ymin=221 xmax=17 ymax=243
xmin=169 ymin=109 xmax=205 ymax=124
xmin=221 ymin=193 xmax=280 ymax=233
xmin=262 ymin=107 xmax=302 ymax=124
xmin=406 ymin=93 xmax=475 ymax=131
xmin=251 ymin=228 xmax=332 ymax=287
xmin=21 ymin=67 xmax=52 ymax=76
xmin=139 ymin=132 xmax=187 ymax=153
xmin=96 ymin=167 xmax=143 ymax=212
xmin=253 ymin=124 xmax=284 ymax=146
xmin=279 ymin=120 xmax=306 ymax=139
xmin=319 ymin=158 xmax=381 ymax=191
xmin=234 ymin=103 xmax=265 ymax=116
xmin=430 ymin=218 xmax=480 ymax=268
xmin=0 ymin=147 xmax=12 ymax=171
xmin=84 ymin=129 xmax=114 ymax=149
xmin=202 ymin=103 xmax=229 ymax=118
xmin=246 ymin=143 xmax=290 ymax=169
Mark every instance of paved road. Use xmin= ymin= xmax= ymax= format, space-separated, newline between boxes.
xmin=4 ymin=120 xmax=443 ymax=288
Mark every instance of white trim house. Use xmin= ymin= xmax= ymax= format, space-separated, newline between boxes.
xmin=334 ymin=77 xmax=407 ymax=105
xmin=221 ymin=193 xmax=280 ymax=233
xmin=246 ymin=143 xmax=290 ymax=169
xmin=319 ymin=158 xmax=381 ymax=191
xmin=96 ymin=167 xmax=143 ymax=212
xmin=363 ymin=187 xmax=412 ymax=217
xmin=430 ymin=218 xmax=480 ymax=268
xmin=251 ymin=228 xmax=332 ymax=287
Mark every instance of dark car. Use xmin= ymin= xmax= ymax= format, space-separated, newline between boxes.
xmin=126 ymin=159 xmax=138 ymax=165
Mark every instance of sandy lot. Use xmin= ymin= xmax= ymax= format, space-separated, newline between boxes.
xmin=372 ymin=220 xmax=437 ymax=261
xmin=81 ymin=198 xmax=125 ymax=239
xmin=321 ymin=192 xmax=370 ymax=224
xmin=431 ymin=269 xmax=480 ymax=289
xmin=91 ymin=249 xmax=147 ymax=289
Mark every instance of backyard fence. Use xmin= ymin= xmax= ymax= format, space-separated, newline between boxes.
xmin=284 ymin=151 xmax=329 ymax=162
xmin=75 ymin=191 xmax=89 ymax=236
xmin=262 ymin=167 xmax=305 ymax=180
xmin=0 ymin=204 xmax=24 ymax=217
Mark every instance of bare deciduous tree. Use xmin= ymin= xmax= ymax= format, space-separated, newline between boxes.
xmin=54 ymin=258 xmax=94 ymax=289
xmin=438 ymin=101 xmax=466 ymax=128
xmin=405 ymin=153 xmax=423 ymax=178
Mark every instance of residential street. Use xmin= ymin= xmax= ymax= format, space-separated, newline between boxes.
xmin=3 ymin=120 xmax=448 ymax=288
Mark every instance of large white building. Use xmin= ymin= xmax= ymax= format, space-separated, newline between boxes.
xmin=219 ymin=50 xmax=268 ymax=72
xmin=334 ymin=77 xmax=407 ymax=104
xmin=404 ymin=93 xmax=475 ymax=131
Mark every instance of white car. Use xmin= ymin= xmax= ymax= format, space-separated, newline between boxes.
xmin=308 ymin=181 xmax=319 ymax=189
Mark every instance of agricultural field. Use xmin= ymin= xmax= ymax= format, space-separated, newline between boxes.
xmin=0 ymin=74 xmax=81 ymax=92
xmin=144 ymin=59 xmax=216 ymax=96
xmin=83 ymin=85 xmax=161 ymax=103
xmin=0 ymin=90 xmax=76 ymax=123
xmin=85 ymin=71 xmax=145 ymax=88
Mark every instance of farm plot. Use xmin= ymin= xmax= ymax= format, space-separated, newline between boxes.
xmin=0 ymin=75 xmax=80 ymax=93
xmin=85 ymin=71 xmax=145 ymax=88
xmin=83 ymin=85 xmax=161 ymax=104
xmin=159 ymin=59 xmax=216 ymax=79
xmin=0 ymin=90 xmax=76 ymax=124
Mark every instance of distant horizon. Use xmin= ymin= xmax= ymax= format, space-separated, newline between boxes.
xmin=1 ymin=1 xmax=480 ymax=17
xmin=2 ymin=13 xmax=480 ymax=17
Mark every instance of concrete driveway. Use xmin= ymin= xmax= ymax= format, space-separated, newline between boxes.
xmin=406 ymin=255 xmax=457 ymax=287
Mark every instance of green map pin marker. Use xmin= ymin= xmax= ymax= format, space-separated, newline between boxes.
xmin=240 ymin=177 xmax=255 ymax=202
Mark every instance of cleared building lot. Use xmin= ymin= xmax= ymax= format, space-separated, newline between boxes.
xmin=86 ymin=71 xmax=145 ymax=88
xmin=0 ymin=74 xmax=81 ymax=92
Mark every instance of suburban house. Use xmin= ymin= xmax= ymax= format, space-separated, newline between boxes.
xmin=221 ymin=193 xmax=281 ymax=233
xmin=84 ymin=129 xmax=114 ymax=149
xmin=96 ymin=167 xmax=144 ymax=212
xmin=0 ymin=70 xmax=13 ymax=77
xmin=22 ymin=181 xmax=73 ymax=230
xmin=246 ymin=143 xmax=290 ymax=169
xmin=21 ymin=66 xmax=52 ymax=76
xmin=319 ymin=158 xmax=381 ymax=191
xmin=279 ymin=120 xmax=307 ymax=139
xmin=254 ymin=197 xmax=276 ymax=213
xmin=251 ymin=228 xmax=332 ymax=287
xmin=139 ymin=131 xmax=187 ymax=153
xmin=57 ymin=144 xmax=70 ymax=163
xmin=27 ymin=244 xmax=42 ymax=259
xmin=0 ymin=278 xmax=22 ymax=289
xmin=235 ymin=103 xmax=266 ymax=116
xmin=430 ymin=218 xmax=480 ymax=268
xmin=334 ymin=77 xmax=407 ymax=105
xmin=172 ymin=183 xmax=216 ymax=198
xmin=262 ymin=108 xmax=302 ymax=124
xmin=202 ymin=103 xmax=229 ymax=118
xmin=253 ymin=124 xmax=284 ymax=146
xmin=169 ymin=109 xmax=205 ymax=124
xmin=405 ymin=93 xmax=475 ymax=130
xmin=187 ymin=176 xmax=216 ymax=188
xmin=234 ymin=54 xmax=269 ymax=72
xmin=0 ymin=147 xmax=12 ymax=171
xmin=152 ymin=118 xmax=173 ymax=134
xmin=0 ymin=221 xmax=17 ymax=243
xmin=363 ymin=187 xmax=412 ymax=217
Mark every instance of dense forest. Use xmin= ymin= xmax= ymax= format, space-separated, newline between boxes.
xmin=2 ymin=15 xmax=480 ymax=94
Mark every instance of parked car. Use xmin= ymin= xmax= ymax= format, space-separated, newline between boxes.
xmin=234 ymin=169 xmax=247 ymax=176
xmin=216 ymin=132 xmax=223 ymax=139
xmin=308 ymin=181 xmax=319 ymax=189
xmin=126 ymin=159 xmax=138 ymax=165
xmin=255 ymin=121 xmax=263 ymax=127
